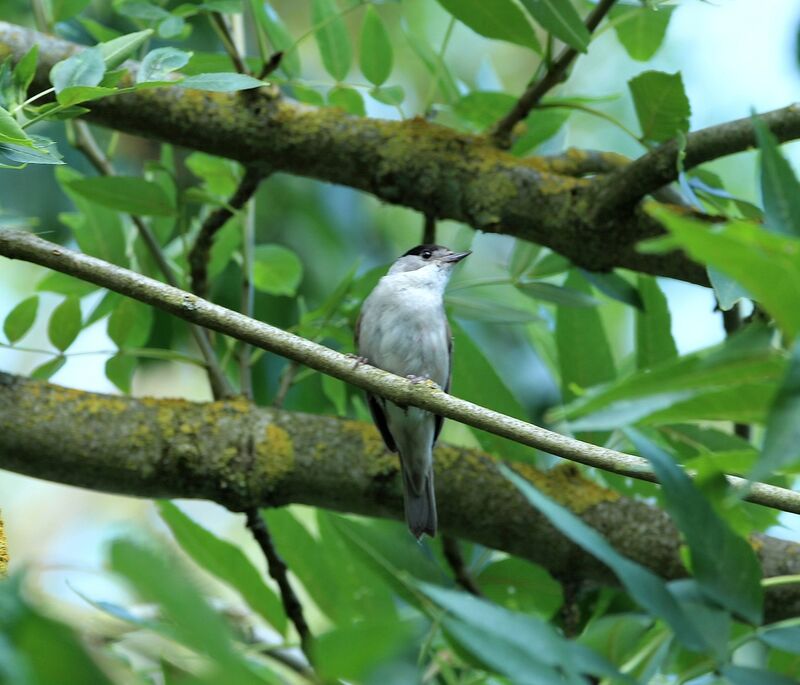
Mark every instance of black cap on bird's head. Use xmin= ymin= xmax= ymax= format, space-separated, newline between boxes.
xmin=400 ymin=244 xmax=471 ymax=264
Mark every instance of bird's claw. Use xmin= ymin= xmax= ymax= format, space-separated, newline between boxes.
xmin=406 ymin=375 xmax=440 ymax=390
xmin=347 ymin=353 xmax=369 ymax=369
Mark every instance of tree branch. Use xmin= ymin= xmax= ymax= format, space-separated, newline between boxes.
xmin=1 ymin=371 xmax=799 ymax=622
xmin=189 ymin=167 xmax=264 ymax=301
xmin=0 ymin=20 xmax=717 ymax=284
xmin=1 ymin=228 xmax=798 ymax=517
xmin=490 ymin=0 xmax=618 ymax=148
xmin=441 ymin=535 xmax=483 ymax=597
xmin=244 ymin=510 xmax=313 ymax=659
xmin=591 ymin=104 xmax=800 ymax=215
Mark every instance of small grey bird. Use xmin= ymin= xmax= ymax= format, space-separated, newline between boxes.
xmin=356 ymin=244 xmax=471 ymax=538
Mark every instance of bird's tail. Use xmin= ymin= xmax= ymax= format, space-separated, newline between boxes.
xmin=401 ymin=465 xmax=437 ymax=539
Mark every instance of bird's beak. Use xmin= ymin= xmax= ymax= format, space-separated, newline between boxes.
xmin=440 ymin=250 xmax=471 ymax=263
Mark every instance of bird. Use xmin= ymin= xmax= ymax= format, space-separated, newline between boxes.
xmin=355 ymin=244 xmax=471 ymax=538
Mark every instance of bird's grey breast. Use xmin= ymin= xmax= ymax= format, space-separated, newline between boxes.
xmin=359 ymin=280 xmax=450 ymax=387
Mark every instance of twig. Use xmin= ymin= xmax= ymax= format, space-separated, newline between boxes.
xmin=209 ymin=11 xmax=249 ymax=75
xmin=70 ymin=121 xmax=234 ymax=400
xmin=441 ymin=535 xmax=483 ymax=597
xmin=260 ymin=646 xmax=317 ymax=682
xmin=188 ymin=167 xmax=264 ymax=300
xmin=238 ymin=194 xmax=257 ymax=398
xmin=490 ymin=0 xmax=619 ymax=148
xmin=721 ymin=303 xmax=750 ymax=440
xmin=591 ymin=105 xmax=800 ymax=216
xmin=422 ymin=213 xmax=436 ymax=244
xmin=3 ymin=228 xmax=800 ymax=515
xmin=258 ymin=51 xmax=284 ymax=80
xmin=244 ymin=509 xmax=313 ymax=660
xmin=273 ymin=361 xmax=299 ymax=408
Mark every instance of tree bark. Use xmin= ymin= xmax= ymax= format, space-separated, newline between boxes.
xmin=7 ymin=23 xmax=800 ymax=284
xmin=1 ymin=371 xmax=798 ymax=622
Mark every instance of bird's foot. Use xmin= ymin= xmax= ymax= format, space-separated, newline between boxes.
xmin=347 ymin=353 xmax=369 ymax=369
xmin=406 ymin=375 xmax=440 ymax=390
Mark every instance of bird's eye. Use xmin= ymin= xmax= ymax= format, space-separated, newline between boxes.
xmin=421 ymin=250 xmax=432 ymax=259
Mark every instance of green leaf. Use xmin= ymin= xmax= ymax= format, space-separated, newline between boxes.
xmin=419 ymin=583 xmax=629 ymax=684
xmin=105 ymin=352 xmax=136 ymax=393
xmin=635 ymin=275 xmax=677 ymax=369
xmin=501 ymin=465 xmax=707 ymax=651
xmin=555 ymin=271 xmax=616 ymax=402
xmin=403 ymin=26 xmax=459 ymax=104
xmin=36 ymin=271 xmax=97 ymax=297
xmin=519 ymin=0 xmax=590 ymax=52
xmin=476 ymin=557 xmax=563 ymax=618
xmin=628 ymin=70 xmax=690 ymax=142
xmin=511 ymin=106 xmax=571 ymax=155
xmin=157 ymin=502 xmax=287 ymax=634
xmin=108 ymin=538 xmax=265 ymax=683
xmin=610 ymin=5 xmax=674 ymax=61
xmin=180 ymin=72 xmax=266 ymax=92
xmin=314 ymin=620 xmax=416 ymax=681
xmin=98 ymin=29 xmax=154 ymax=69
xmin=450 ymin=322 xmax=532 ymax=460
xmin=754 ymin=338 xmax=800 ymax=480
xmin=57 ymin=168 xmax=128 ymax=266
xmin=558 ymin=323 xmax=782 ymax=426
xmin=157 ymin=14 xmax=185 ymax=39
xmin=115 ymin=1 xmax=169 ymax=21
xmin=137 ymin=47 xmax=192 ymax=83
xmin=436 ymin=0 xmax=541 ymax=52
xmin=48 ymin=296 xmax=82 ymax=352
xmin=31 ymin=355 xmax=67 ymax=380
xmin=722 ymin=665 xmax=799 ymax=685
xmin=52 ymin=0 xmax=92 ymax=21
xmin=55 ymin=85 xmax=117 ymax=107
xmin=758 ymin=623 xmax=800 ymax=654
xmin=369 ymin=85 xmax=404 ymax=106
xmin=328 ymin=86 xmax=365 ymax=116
xmin=312 ymin=0 xmax=352 ymax=81
xmin=107 ymin=298 xmax=154 ymax=348
xmin=252 ymin=244 xmax=303 ymax=296
xmin=509 ymin=240 xmax=541 ymax=280
xmin=453 ymin=91 xmax=516 ymax=129
xmin=0 ymin=105 xmax=32 ymax=146
xmin=580 ymin=270 xmax=643 ymax=309
xmin=3 ymin=296 xmax=38 ymax=344
xmin=248 ymin=1 xmax=301 ymax=77
xmin=359 ymin=6 xmax=393 ymax=86
xmin=446 ymin=295 xmax=540 ymax=324
xmin=646 ymin=207 xmax=800 ymax=339
xmin=12 ymin=45 xmax=39 ymax=95
xmin=50 ymin=47 xmax=106 ymax=94
xmin=753 ymin=115 xmax=800 ymax=237
xmin=291 ymin=83 xmax=324 ymax=106
xmin=626 ymin=429 xmax=763 ymax=624
xmin=516 ymin=279 xmax=599 ymax=307
xmin=66 ymin=176 xmax=176 ymax=216
xmin=709 ymin=267 xmax=749 ymax=311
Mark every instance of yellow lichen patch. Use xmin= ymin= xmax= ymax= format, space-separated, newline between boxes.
xmin=342 ymin=420 xmax=397 ymax=475
xmin=253 ymin=422 xmax=295 ymax=484
xmin=0 ymin=512 xmax=7 ymax=577
xmin=514 ymin=462 xmax=619 ymax=514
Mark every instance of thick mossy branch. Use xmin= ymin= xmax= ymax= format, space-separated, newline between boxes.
xmin=5 ymin=20 xmax=773 ymax=285
xmin=0 ymin=371 xmax=798 ymax=621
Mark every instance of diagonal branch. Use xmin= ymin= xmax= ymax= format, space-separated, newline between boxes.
xmin=490 ymin=0 xmax=619 ymax=148
xmin=189 ymin=167 xmax=265 ymax=301
xmin=1 ymin=370 xmax=799 ymax=622
xmin=590 ymin=104 xmax=800 ymax=216
xmin=1 ymin=228 xmax=798 ymax=516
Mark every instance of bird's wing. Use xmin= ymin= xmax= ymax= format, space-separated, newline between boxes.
xmin=355 ymin=308 xmax=398 ymax=453
xmin=433 ymin=318 xmax=452 ymax=445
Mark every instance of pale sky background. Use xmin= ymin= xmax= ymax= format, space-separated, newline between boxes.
xmin=1 ymin=0 xmax=799 ymax=610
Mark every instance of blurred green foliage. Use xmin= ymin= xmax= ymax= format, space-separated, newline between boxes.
xmin=2 ymin=0 xmax=800 ymax=683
